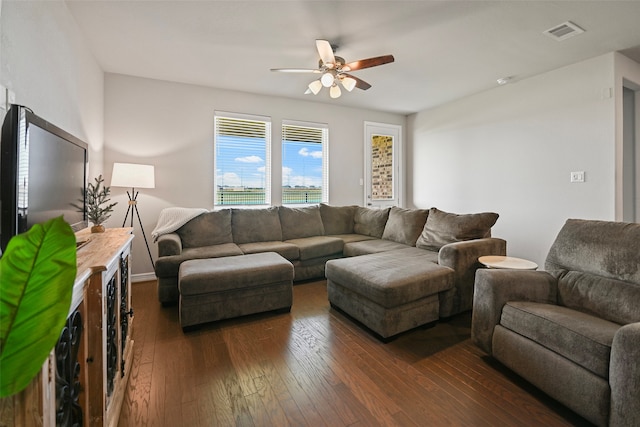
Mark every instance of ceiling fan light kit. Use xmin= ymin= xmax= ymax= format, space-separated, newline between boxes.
xmin=271 ymin=39 xmax=394 ymax=99
xmin=321 ymin=72 xmax=335 ymax=87
xmin=341 ymin=76 xmax=356 ymax=92
xmin=329 ymin=84 xmax=342 ymax=99
xmin=307 ymin=79 xmax=323 ymax=95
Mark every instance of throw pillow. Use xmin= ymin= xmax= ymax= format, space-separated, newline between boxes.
xmin=177 ymin=209 xmax=233 ymax=248
xmin=279 ymin=205 xmax=325 ymax=240
xmin=382 ymin=206 xmax=429 ymax=246
xmin=353 ymin=207 xmax=390 ymax=238
xmin=416 ymin=207 xmax=499 ymax=251
xmin=319 ymin=204 xmax=357 ymax=235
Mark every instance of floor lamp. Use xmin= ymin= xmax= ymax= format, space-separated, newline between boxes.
xmin=111 ymin=162 xmax=156 ymax=269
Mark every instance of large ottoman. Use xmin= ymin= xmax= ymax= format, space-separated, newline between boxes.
xmin=178 ymin=252 xmax=294 ymax=329
xmin=325 ymin=248 xmax=455 ymax=340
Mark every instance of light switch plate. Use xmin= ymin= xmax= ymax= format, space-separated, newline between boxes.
xmin=570 ymin=171 xmax=585 ymax=183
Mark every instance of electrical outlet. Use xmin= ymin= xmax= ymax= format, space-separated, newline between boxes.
xmin=570 ymin=171 xmax=585 ymax=183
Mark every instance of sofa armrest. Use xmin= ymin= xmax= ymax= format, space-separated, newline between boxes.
xmin=610 ymin=322 xmax=640 ymax=427
xmin=157 ymin=233 xmax=182 ymax=257
xmin=438 ymin=237 xmax=507 ymax=273
xmin=437 ymin=238 xmax=506 ymax=315
xmin=471 ymin=269 xmax=557 ymax=355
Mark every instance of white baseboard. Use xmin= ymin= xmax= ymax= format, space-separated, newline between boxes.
xmin=132 ymin=272 xmax=157 ymax=283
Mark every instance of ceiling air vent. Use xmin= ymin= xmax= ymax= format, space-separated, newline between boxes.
xmin=543 ymin=21 xmax=584 ymax=41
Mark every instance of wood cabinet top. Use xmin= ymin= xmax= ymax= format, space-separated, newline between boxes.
xmin=75 ymin=227 xmax=134 ymax=278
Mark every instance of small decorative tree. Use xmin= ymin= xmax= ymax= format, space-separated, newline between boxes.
xmin=75 ymin=175 xmax=117 ymax=232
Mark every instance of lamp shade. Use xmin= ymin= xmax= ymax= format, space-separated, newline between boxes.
xmin=307 ymin=79 xmax=322 ymax=95
xmin=111 ymin=162 xmax=155 ymax=189
xmin=329 ymin=84 xmax=342 ymax=99
xmin=341 ymin=76 xmax=357 ymax=92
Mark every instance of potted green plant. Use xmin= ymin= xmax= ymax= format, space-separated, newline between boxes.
xmin=0 ymin=217 xmax=77 ymax=396
xmin=75 ymin=175 xmax=117 ymax=233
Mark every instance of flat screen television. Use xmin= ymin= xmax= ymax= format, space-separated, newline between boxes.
xmin=1 ymin=104 xmax=88 ymax=253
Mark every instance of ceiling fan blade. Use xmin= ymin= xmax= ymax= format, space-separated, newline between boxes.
xmin=342 ymin=55 xmax=395 ymax=72
xmin=270 ymin=68 xmax=321 ymax=73
xmin=316 ymin=39 xmax=336 ymax=67
xmin=343 ymin=73 xmax=372 ymax=90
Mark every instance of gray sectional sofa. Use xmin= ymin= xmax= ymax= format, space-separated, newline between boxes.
xmin=155 ymin=204 xmax=506 ymax=320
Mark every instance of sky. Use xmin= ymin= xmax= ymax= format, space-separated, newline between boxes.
xmin=216 ymin=136 xmax=322 ymax=189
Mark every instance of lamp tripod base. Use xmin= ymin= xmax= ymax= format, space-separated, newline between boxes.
xmin=122 ymin=188 xmax=155 ymax=270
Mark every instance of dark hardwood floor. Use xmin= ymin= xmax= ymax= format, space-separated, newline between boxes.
xmin=118 ymin=280 xmax=592 ymax=427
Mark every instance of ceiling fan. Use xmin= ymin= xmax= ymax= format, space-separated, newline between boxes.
xmin=270 ymin=40 xmax=395 ymax=98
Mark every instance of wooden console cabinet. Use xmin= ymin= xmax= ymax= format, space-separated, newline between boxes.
xmin=0 ymin=228 xmax=134 ymax=427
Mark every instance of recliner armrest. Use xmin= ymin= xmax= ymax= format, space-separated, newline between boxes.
xmin=610 ymin=322 xmax=640 ymax=427
xmin=471 ymin=269 xmax=557 ymax=355
xmin=157 ymin=232 xmax=182 ymax=257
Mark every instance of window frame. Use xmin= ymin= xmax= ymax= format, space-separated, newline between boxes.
xmin=213 ymin=111 xmax=272 ymax=207
xmin=281 ymin=119 xmax=329 ymax=205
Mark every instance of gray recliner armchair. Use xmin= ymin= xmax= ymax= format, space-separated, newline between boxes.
xmin=472 ymin=219 xmax=640 ymax=427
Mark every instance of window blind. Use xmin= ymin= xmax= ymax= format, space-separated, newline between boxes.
xmin=214 ymin=112 xmax=271 ymax=206
xmin=282 ymin=121 xmax=328 ymax=205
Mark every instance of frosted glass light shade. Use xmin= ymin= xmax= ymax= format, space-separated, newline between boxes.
xmin=321 ymin=72 xmax=335 ymax=87
xmin=111 ymin=163 xmax=155 ymax=188
xmin=307 ymin=79 xmax=322 ymax=95
xmin=329 ymin=84 xmax=342 ymax=99
xmin=341 ymin=76 xmax=357 ymax=92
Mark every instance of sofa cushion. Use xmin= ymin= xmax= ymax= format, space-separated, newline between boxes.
xmin=343 ymin=239 xmax=414 ymax=257
xmin=177 ymin=209 xmax=233 ymax=248
xmin=382 ymin=206 xmax=429 ymax=246
xmin=329 ymin=234 xmax=377 ymax=244
xmin=285 ymin=236 xmax=343 ymax=261
xmin=279 ymin=205 xmax=325 ymax=240
xmin=232 ymin=207 xmax=282 ymax=244
xmin=353 ymin=207 xmax=390 ymax=238
xmin=319 ymin=204 xmax=357 ymax=235
xmin=238 ymin=241 xmax=300 ymax=261
xmin=416 ymin=207 xmax=498 ymax=251
xmin=500 ymin=301 xmax=620 ymax=378
xmin=556 ymin=270 xmax=640 ymax=325
xmin=155 ymin=243 xmax=244 ymax=277
xmin=325 ymin=249 xmax=454 ymax=308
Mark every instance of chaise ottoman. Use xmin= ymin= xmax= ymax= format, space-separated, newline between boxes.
xmin=178 ymin=252 xmax=294 ymax=330
xmin=325 ymin=248 xmax=455 ymax=340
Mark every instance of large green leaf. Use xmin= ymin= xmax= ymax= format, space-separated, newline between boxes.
xmin=0 ymin=216 xmax=77 ymax=397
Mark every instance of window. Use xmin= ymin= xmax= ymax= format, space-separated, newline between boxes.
xmin=214 ymin=112 xmax=271 ymax=206
xmin=282 ymin=121 xmax=328 ymax=204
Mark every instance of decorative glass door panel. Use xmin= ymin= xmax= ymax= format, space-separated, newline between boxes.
xmin=371 ymin=134 xmax=394 ymax=201
xmin=364 ymin=122 xmax=402 ymax=208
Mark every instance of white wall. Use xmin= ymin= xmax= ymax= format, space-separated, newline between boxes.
xmin=0 ymin=1 xmax=104 ymax=175
xmin=407 ymin=53 xmax=619 ymax=268
xmin=614 ymin=52 xmax=640 ymax=222
xmin=103 ymin=73 xmax=405 ymax=276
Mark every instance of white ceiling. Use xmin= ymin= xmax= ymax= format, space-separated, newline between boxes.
xmin=65 ymin=1 xmax=640 ymax=115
